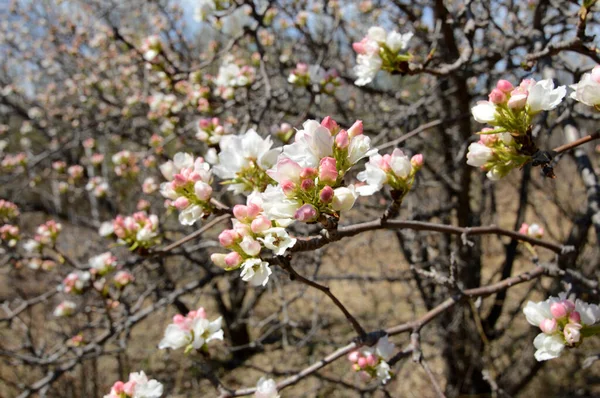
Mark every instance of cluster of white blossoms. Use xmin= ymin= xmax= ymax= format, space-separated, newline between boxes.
xmin=212 ymin=129 xmax=280 ymax=194
xmin=287 ymin=63 xmax=341 ymax=94
xmin=353 ymin=26 xmax=413 ymax=86
xmin=570 ymin=65 xmax=600 ymax=109
xmin=158 ymin=307 xmax=224 ymax=353
xmin=260 ymin=117 xmax=377 ymax=223
xmin=348 ymin=335 xmax=395 ymax=384
xmin=213 ymin=55 xmax=256 ymax=100
xmin=357 ymin=149 xmax=423 ymax=196
xmin=159 ymin=153 xmax=213 ymax=225
xmin=141 ymin=35 xmax=162 ymax=62
xmin=100 ymin=212 xmax=160 ymax=250
xmin=524 ymin=294 xmax=600 ymax=361
xmin=468 ymin=78 xmax=567 ymax=180
xmin=211 ymin=193 xmax=296 ymax=287
xmin=104 ymin=371 xmax=163 ymax=398
xmin=195 ymin=117 xmax=232 ymax=145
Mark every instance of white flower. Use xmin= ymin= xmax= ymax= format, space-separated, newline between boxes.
xmin=99 ymin=221 xmax=114 ymax=237
xmin=386 ymin=31 xmax=412 ymax=53
xmin=254 ymin=377 xmax=279 ymax=398
xmin=261 ymin=185 xmax=300 ymax=221
xmin=128 ymin=371 xmax=164 ymax=398
xmin=348 ymin=135 xmax=377 ymax=165
xmin=375 ymin=335 xmax=395 ymax=361
xmin=192 ymin=317 xmax=224 ymax=349
xmin=89 ymin=252 xmax=116 ymax=274
xmin=53 ymin=300 xmax=77 ymax=317
xmin=178 ymin=205 xmax=205 ymax=226
xmin=240 ymin=259 xmax=272 ymax=286
xmin=389 ymin=150 xmax=411 ymax=179
xmin=280 ymin=120 xmax=334 ymax=168
xmin=136 ymin=227 xmax=157 ymax=242
xmin=527 ymin=79 xmax=566 ymax=113
xmin=375 ymin=361 xmax=392 ymax=384
xmin=466 ymin=142 xmax=493 ymax=167
xmin=258 ymin=227 xmax=296 ymax=255
xmin=533 ymin=333 xmax=565 ymax=361
xmin=367 ymin=27 xmax=387 ymax=43
xmin=471 ymin=101 xmax=497 ymax=123
xmin=158 ymin=324 xmax=192 ymax=350
xmin=354 ymin=53 xmax=382 ymax=86
xmin=332 ymin=185 xmax=359 ymax=212
xmin=575 ymin=299 xmax=600 ymax=325
xmin=570 ymin=73 xmax=600 ymax=107
xmin=23 ymin=239 xmax=41 ymax=253
xmin=356 ymin=158 xmax=387 ymax=196
xmin=523 ymin=299 xmax=555 ymax=327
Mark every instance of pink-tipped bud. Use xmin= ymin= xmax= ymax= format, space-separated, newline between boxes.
xmin=173 ymin=197 xmax=190 ymax=210
xmin=507 ymin=90 xmax=528 ymax=110
xmin=300 ymin=167 xmax=318 ymax=179
xmin=225 ymin=251 xmax=243 ymax=268
xmin=111 ymin=381 xmax=125 ymax=394
xmin=496 ymin=79 xmax=514 ymax=93
xmin=319 ymin=186 xmax=335 ymax=203
xmin=562 ymin=299 xmax=575 ymax=313
xmin=357 ymin=357 xmax=368 ymax=369
xmin=592 ymin=65 xmax=600 ymax=84
xmin=352 ymin=41 xmax=367 ymax=54
xmin=234 ymin=223 xmax=252 ymax=237
xmin=123 ymin=381 xmax=136 ymax=396
xmin=233 ymin=205 xmax=249 ymax=221
xmin=411 ymin=154 xmax=424 ymax=169
xmin=301 ymin=179 xmax=315 ymax=191
xmin=211 ymin=253 xmax=227 ymax=268
xmin=281 ymin=180 xmax=296 ymax=197
xmin=366 ymin=354 xmax=378 ymax=366
xmin=348 ymin=351 xmax=360 ymax=363
xmin=239 ymin=236 xmax=261 ymax=256
xmin=564 ymin=323 xmax=582 ymax=345
xmin=246 ymin=204 xmax=261 ymax=219
xmin=488 ymin=88 xmax=507 ymax=104
xmin=479 ymin=133 xmax=498 ymax=146
xmin=294 ymin=204 xmax=318 ymax=222
xmin=218 ymin=229 xmax=238 ymax=247
xmin=319 ymin=157 xmax=338 ymax=184
xmin=321 ymin=116 xmax=338 ymax=132
xmin=569 ymin=311 xmax=581 ymax=324
xmin=518 ymin=223 xmax=529 ymax=235
xmin=539 ymin=318 xmax=558 ymax=334
xmin=550 ymin=302 xmax=568 ymax=319
xmin=347 ymin=120 xmax=363 ymax=138
xmin=173 ymin=314 xmax=186 ymax=324
xmin=335 ymin=129 xmax=349 ymax=149
xmin=196 ymin=307 xmax=207 ymax=319
xmin=251 ymin=215 xmax=272 ymax=234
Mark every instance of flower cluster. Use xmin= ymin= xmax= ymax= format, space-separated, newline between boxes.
xmin=158 ymin=307 xmax=223 ymax=353
xmin=1 ymin=152 xmax=28 ymax=172
xmin=114 ymin=270 xmax=135 ymax=288
xmin=0 ymin=199 xmax=19 ymax=222
xmin=196 ymin=117 xmax=231 ymax=145
xmin=141 ymin=35 xmax=162 ymax=62
xmin=160 ymin=153 xmax=213 ymax=225
xmin=32 ymin=220 xmax=63 ymax=251
xmin=89 ymin=252 xmax=117 ymax=276
xmin=357 ymin=149 xmax=423 ymax=196
xmin=60 ymin=271 xmax=91 ymax=294
xmin=213 ymin=56 xmax=256 ymax=100
xmin=0 ymin=224 xmax=20 ymax=247
xmin=112 ymin=150 xmax=140 ymax=178
xmin=211 ymin=193 xmax=295 ymax=286
xmin=85 ymin=176 xmax=109 ymax=197
xmin=102 ymin=212 xmax=160 ymax=250
xmin=147 ymin=93 xmax=183 ymax=121
xmin=261 ymin=117 xmax=376 ymax=222
xmin=104 ymin=371 xmax=163 ymax=398
xmin=213 ymin=129 xmax=280 ymax=194
xmin=524 ymin=294 xmax=600 ymax=361
xmin=287 ymin=63 xmax=341 ymax=94
xmin=348 ymin=335 xmax=395 ymax=384
xmin=53 ymin=300 xmax=77 ymax=317
xmin=570 ymin=65 xmax=600 ymax=109
xmin=353 ymin=27 xmax=413 ymax=86
xmin=519 ymin=223 xmax=544 ymax=239
xmin=466 ymin=129 xmax=529 ymax=180
xmin=472 ymin=79 xmax=566 ymax=135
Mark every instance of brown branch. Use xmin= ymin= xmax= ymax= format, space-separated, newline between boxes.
xmin=552 ymin=131 xmax=600 ymax=155
xmin=155 ymin=214 xmax=230 ymax=253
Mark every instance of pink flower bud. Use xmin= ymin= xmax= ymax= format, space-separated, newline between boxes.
xmin=196 ymin=307 xmax=207 ymax=319
xmin=335 ymin=129 xmax=349 ymax=149
xmin=218 ymin=230 xmax=238 ymax=247
xmin=294 ymin=204 xmax=318 ymax=222
xmin=194 ymin=181 xmax=212 ymax=201
xmin=173 ymin=197 xmax=190 ymax=210
xmin=507 ymin=90 xmax=528 ymax=110
xmin=300 ymin=167 xmax=318 ymax=179
xmin=123 ymin=381 xmax=136 ymax=396
xmin=348 ymin=351 xmax=360 ymax=363
xmin=233 ymin=205 xmax=249 ymax=221
xmin=173 ymin=314 xmax=186 ymax=324
xmin=211 ymin=253 xmax=227 ymax=267
xmin=562 ymin=299 xmax=575 ymax=313
xmin=357 ymin=357 xmax=368 ymax=369
xmin=319 ymin=186 xmax=334 ymax=203
xmin=239 ymin=236 xmax=261 ymax=256
xmin=225 ymin=251 xmax=243 ymax=268
xmin=251 ymin=215 xmax=272 ymax=234
xmin=496 ymin=80 xmax=514 ymax=93
xmin=550 ymin=302 xmax=568 ymax=319
xmin=569 ymin=311 xmax=581 ymax=324
xmin=319 ymin=157 xmax=338 ymax=184
xmin=234 ymin=223 xmax=252 ymax=237
xmin=281 ymin=180 xmax=296 ymax=197
xmin=592 ymin=65 xmax=600 ymax=84
xmin=111 ymin=381 xmax=125 ymax=394
xmin=518 ymin=223 xmax=529 ymax=235
xmin=564 ymin=322 xmax=582 ymax=345
xmin=347 ymin=120 xmax=363 ymax=138
xmin=246 ymin=204 xmax=261 ymax=219
xmin=539 ymin=318 xmax=558 ymax=334
xmin=488 ymin=88 xmax=507 ymax=104
xmin=321 ymin=116 xmax=338 ymax=132
xmin=411 ymin=154 xmax=424 ymax=169
xmin=301 ymin=179 xmax=315 ymax=191
xmin=366 ymin=354 xmax=378 ymax=366
xmin=352 ymin=41 xmax=367 ymax=54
